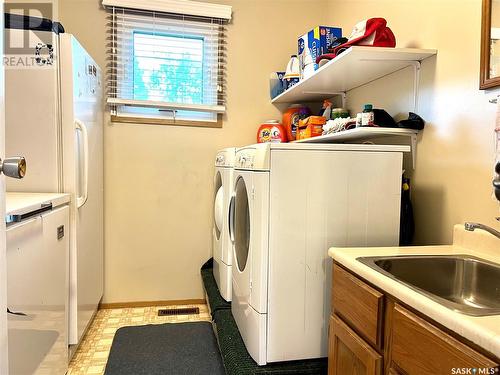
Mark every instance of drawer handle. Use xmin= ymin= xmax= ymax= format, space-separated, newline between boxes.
xmin=7 ymin=203 xmax=52 ymax=223
xmin=7 ymin=308 xmax=27 ymax=317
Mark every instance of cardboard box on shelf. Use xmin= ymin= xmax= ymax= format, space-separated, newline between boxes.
xmin=297 ymin=116 xmax=326 ymax=140
xmin=298 ymin=26 xmax=342 ymax=78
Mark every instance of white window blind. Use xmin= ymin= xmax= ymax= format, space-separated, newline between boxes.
xmin=105 ymin=3 xmax=228 ymax=123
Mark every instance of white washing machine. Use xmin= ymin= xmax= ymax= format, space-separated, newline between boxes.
xmin=230 ymin=142 xmax=409 ymax=365
xmin=212 ymin=147 xmax=236 ymax=302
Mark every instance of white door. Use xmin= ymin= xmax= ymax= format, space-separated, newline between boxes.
xmin=0 ymin=0 xmax=8 ymax=371
xmin=213 ymin=169 xmax=223 ymax=263
xmin=230 ymin=169 xmax=269 ymax=366
xmin=220 ymin=168 xmax=233 ymax=266
xmin=232 ymin=172 xmax=251 ymax=278
xmin=231 ymin=170 xmax=270 ymax=314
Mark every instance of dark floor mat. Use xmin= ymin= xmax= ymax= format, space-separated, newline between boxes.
xmin=213 ymin=310 xmax=327 ymax=375
xmin=201 ymin=258 xmax=231 ymax=317
xmin=104 ymin=322 xmax=225 ymax=375
xmin=202 ymin=258 xmax=327 ymax=375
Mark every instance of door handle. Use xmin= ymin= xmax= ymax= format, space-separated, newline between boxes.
xmin=7 ymin=308 xmax=27 ymax=316
xmin=75 ymin=119 xmax=89 ymax=208
xmin=0 ymin=157 xmax=26 ymax=179
xmin=228 ymin=194 xmax=235 ymax=243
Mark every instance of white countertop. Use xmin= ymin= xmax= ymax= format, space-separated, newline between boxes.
xmin=6 ymin=192 xmax=70 ymax=216
xmin=329 ymin=225 xmax=500 ymax=359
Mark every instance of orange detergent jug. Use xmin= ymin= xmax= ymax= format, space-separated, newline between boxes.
xmin=282 ymin=104 xmax=310 ymax=141
xmin=257 ymin=120 xmax=288 ymax=143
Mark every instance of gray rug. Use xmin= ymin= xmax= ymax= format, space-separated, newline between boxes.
xmin=104 ymin=322 xmax=225 ymax=375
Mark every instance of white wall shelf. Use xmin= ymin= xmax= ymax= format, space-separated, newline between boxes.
xmin=272 ymin=46 xmax=437 ymax=170
xmin=271 ymin=46 xmax=437 ymax=105
xmin=295 ymin=127 xmax=418 ymax=169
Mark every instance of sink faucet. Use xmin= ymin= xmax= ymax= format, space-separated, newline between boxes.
xmin=464 ymin=221 xmax=500 ymax=240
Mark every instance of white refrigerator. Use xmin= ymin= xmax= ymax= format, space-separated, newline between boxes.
xmin=5 ymin=27 xmax=104 ymax=346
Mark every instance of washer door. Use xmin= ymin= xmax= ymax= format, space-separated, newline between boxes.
xmin=233 ymin=175 xmax=250 ymax=272
xmin=213 ymin=171 xmax=223 ymax=240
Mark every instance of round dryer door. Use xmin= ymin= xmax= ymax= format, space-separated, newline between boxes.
xmin=214 ymin=171 xmax=223 ymax=240
xmin=233 ymin=176 xmax=250 ymax=272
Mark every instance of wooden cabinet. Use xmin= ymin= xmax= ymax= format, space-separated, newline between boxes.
xmin=328 ymin=314 xmax=382 ymax=375
xmin=329 ymin=263 xmax=500 ymax=375
xmin=387 ymin=304 xmax=498 ymax=375
xmin=332 ymin=264 xmax=384 ymax=349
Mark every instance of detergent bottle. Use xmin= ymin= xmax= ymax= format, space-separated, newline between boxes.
xmin=257 ymin=120 xmax=287 ymax=143
xmin=282 ymin=104 xmax=311 ymax=141
xmin=283 ymin=55 xmax=300 ymax=89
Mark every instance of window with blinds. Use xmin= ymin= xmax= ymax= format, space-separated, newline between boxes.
xmin=105 ymin=2 xmax=229 ymax=125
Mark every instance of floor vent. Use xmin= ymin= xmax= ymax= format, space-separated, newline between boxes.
xmin=158 ymin=307 xmax=200 ymax=316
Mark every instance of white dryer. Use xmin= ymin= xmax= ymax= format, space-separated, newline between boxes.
xmin=213 ymin=147 xmax=236 ymax=302
xmin=230 ymin=142 xmax=408 ymax=365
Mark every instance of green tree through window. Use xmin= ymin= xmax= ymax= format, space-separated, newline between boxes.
xmin=133 ymin=32 xmax=204 ymax=104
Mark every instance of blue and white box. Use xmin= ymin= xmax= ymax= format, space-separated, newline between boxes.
xmin=298 ymin=26 xmax=342 ymax=77
xmin=269 ymin=71 xmax=285 ymax=99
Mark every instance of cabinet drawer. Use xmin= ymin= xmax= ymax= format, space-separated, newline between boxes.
xmin=328 ymin=314 xmax=382 ymax=375
xmin=389 ymin=304 xmax=499 ymax=375
xmin=332 ymin=264 xmax=384 ymax=349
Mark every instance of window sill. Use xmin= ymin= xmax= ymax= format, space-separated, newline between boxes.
xmin=110 ymin=114 xmax=223 ymax=128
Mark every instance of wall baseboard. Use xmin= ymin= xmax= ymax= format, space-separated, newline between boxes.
xmin=99 ymin=298 xmax=206 ymax=310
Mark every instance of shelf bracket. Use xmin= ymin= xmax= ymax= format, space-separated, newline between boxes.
xmin=410 ymin=132 xmax=417 ymax=170
xmin=340 ymin=92 xmax=347 ymax=108
xmin=410 ymin=61 xmax=421 ymax=113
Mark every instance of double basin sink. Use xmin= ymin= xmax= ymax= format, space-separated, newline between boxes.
xmin=357 ymin=255 xmax=500 ymax=316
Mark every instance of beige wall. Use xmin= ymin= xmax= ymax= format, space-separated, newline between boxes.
xmin=327 ymin=0 xmax=500 ymax=244
xmin=60 ymin=0 xmax=500 ymax=303
xmin=59 ymin=0 xmax=328 ymax=302
xmin=492 ymin=0 xmax=500 ymax=28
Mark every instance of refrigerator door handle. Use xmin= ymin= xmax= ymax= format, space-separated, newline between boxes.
xmin=75 ymin=119 xmax=89 ymax=208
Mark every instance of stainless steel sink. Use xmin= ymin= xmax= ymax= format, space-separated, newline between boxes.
xmin=357 ymin=255 xmax=500 ymax=316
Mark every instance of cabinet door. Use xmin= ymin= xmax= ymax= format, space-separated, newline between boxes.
xmin=387 ymin=304 xmax=499 ymax=375
xmin=328 ymin=314 xmax=383 ymax=375
xmin=6 ymin=206 xmax=69 ymax=375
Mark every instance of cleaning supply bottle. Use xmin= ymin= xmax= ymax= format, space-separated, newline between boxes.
xmin=283 ymin=55 xmax=300 ymax=89
xmin=399 ymin=177 xmax=415 ymax=245
xmin=361 ymin=104 xmax=375 ymax=126
xmin=319 ymin=100 xmax=332 ymax=119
